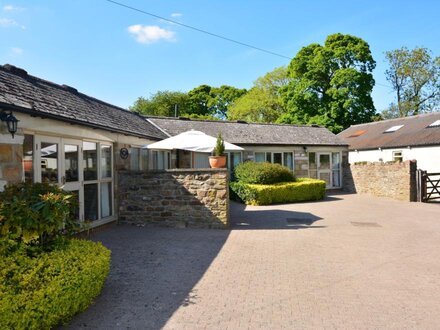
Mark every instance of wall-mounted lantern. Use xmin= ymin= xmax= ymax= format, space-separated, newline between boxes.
xmin=0 ymin=111 xmax=19 ymax=138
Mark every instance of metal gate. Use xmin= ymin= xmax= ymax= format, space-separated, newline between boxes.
xmin=417 ymin=170 xmax=440 ymax=203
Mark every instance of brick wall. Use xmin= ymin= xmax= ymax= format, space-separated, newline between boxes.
xmin=118 ymin=169 xmax=229 ymax=228
xmin=343 ymin=160 xmax=417 ymax=202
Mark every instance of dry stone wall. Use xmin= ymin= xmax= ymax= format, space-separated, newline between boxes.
xmin=343 ymin=160 xmax=417 ymax=202
xmin=118 ymin=169 xmax=229 ymax=228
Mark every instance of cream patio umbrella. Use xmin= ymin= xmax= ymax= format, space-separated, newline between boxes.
xmin=144 ymin=130 xmax=243 ymax=152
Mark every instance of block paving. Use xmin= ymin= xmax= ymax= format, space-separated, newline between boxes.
xmin=65 ymin=193 xmax=440 ymax=329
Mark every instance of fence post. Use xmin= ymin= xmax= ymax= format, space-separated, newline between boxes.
xmin=416 ymin=169 xmax=421 ymax=202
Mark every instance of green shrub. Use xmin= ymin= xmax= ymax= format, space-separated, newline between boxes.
xmin=0 ymin=238 xmax=111 ymax=329
xmin=0 ymin=182 xmax=78 ymax=247
xmin=214 ymin=133 xmax=225 ymax=156
xmin=230 ymin=178 xmax=326 ymax=205
xmin=234 ymin=161 xmax=295 ymax=184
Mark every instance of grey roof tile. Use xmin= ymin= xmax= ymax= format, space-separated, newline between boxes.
xmin=147 ymin=117 xmax=347 ymax=146
xmin=0 ymin=64 xmax=167 ymax=140
xmin=338 ymin=112 xmax=440 ymax=150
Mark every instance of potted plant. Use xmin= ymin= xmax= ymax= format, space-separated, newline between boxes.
xmin=209 ymin=133 xmax=227 ymax=168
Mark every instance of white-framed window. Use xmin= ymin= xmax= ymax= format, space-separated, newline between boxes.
xmin=253 ymin=152 xmax=294 ymax=171
xmin=83 ymin=141 xmax=113 ymax=222
xmin=227 ymin=152 xmax=242 ymax=171
xmin=152 ymin=150 xmax=170 ymax=170
xmin=393 ymin=150 xmax=403 ymax=162
xmin=130 ymin=147 xmax=149 ymax=170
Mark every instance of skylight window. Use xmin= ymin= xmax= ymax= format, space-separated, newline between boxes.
xmin=348 ymin=130 xmax=366 ymax=138
xmin=384 ymin=125 xmax=404 ymax=133
xmin=428 ymin=120 xmax=440 ymax=128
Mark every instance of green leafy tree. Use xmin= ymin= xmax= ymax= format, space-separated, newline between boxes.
xmin=130 ymin=91 xmax=190 ymax=117
xmin=187 ymin=84 xmax=246 ymax=119
xmin=279 ymin=33 xmax=377 ymax=133
xmin=210 ymin=85 xmax=247 ymax=118
xmin=384 ymin=47 xmax=440 ymax=118
xmin=187 ymin=84 xmax=213 ymax=116
xmin=229 ymin=66 xmax=290 ymax=122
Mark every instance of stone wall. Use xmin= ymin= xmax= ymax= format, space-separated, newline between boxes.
xmin=343 ymin=160 xmax=417 ymax=202
xmin=118 ymin=169 xmax=229 ymax=228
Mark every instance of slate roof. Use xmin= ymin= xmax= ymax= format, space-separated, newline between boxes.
xmin=147 ymin=116 xmax=347 ymax=146
xmin=337 ymin=112 xmax=440 ymax=150
xmin=0 ymin=64 xmax=167 ymax=140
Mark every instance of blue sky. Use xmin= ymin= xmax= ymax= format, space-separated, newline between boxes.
xmin=1 ymin=0 xmax=439 ymax=112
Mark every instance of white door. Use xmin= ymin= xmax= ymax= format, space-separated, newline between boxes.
xmin=35 ymin=136 xmax=84 ymax=221
xmin=317 ymin=153 xmax=332 ymax=188
xmin=62 ymin=139 xmax=83 ymax=221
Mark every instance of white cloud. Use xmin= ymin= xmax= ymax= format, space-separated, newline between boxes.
xmin=170 ymin=13 xmax=182 ymax=18
xmin=128 ymin=25 xmax=175 ymax=44
xmin=3 ymin=5 xmax=24 ymax=12
xmin=0 ymin=17 xmax=25 ymax=29
xmin=0 ymin=17 xmax=16 ymax=27
xmin=10 ymin=47 xmax=23 ymax=55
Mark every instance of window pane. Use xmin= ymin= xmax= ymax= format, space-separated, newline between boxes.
xmin=194 ymin=152 xmax=210 ymax=168
xmin=230 ymin=152 xmax=242 ymax=170
xmin=41 ymin=142 xmax=58 ymax=184
xmin=283 ymin=152 xmax=293 ymax=170
xmin=65 ymin=144 xmax=79 ymax=182
xmin=69 ymin=190 xmax=80 ymax=221
xmin=309 ymin=152 xmax=316 ymax=169
xmin=100 ymin=182 xmax=112 ymax=218
xmin=266 ymin=153 xmax=271 ymax=162
xmin=158 ymin=151 xmax=164 ymax=169
xmin=255 ymin=152 xmax=265 ymax=162
xmin=84 ymin=183 xmax=98 ymax=221
xmin=83 ymin=142 xmax=97 ymax=181
xmin=332 ymin=170 xmax=340 ymax=187
xmin=101 ymin=145 xmax=112 ymax=178
xmin=319 ymin=172 xmax=331 ymax=186
xmin=23 ymin=135 xmax=33 ymax=183
xmin=273 ymin=153 xmax=282 ymax=165
xmin=332 ymin=152 xmax=340 ymax=170
xmin=319 ymin=154 xmax=330 ymax=170
xmin=130 ymin=147 xmax=140 ymax=171
xmin=140 ymin=149 xmax=149 ymax=170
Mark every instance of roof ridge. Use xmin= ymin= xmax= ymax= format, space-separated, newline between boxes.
xmin=349 ymin=111 xmax=440 ymax=128
xmin=146 ymin=115 xmax=323 ymax=128
xmin=1 ymin=63 xmax=131 ymax=114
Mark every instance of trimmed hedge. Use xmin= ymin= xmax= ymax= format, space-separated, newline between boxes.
xmin=230 ymin=178 xmax=326 ymax=205
xmin=0 ymin=239 xmax=111 ymax=329
xmin=234 ymin=161 xmax=295 ymax=184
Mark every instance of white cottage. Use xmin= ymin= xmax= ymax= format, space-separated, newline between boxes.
xmin=0 ymin=64 xmax=167 ymax=227
xmin=338 ymin=112 xmax=440 ymax=173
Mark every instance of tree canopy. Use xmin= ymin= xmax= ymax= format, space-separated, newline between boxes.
xmin=228 ymin=66 xmax=290 ymax=122
xmin=130 ymin=91 xmax=190 ymax=117
xmin=278 ymin=33 xmax=377 ymax=133
xmin=383 ymin=47 xmax=440 ymax=118
xmin=131 ymin=85 xmax=246 ymax=119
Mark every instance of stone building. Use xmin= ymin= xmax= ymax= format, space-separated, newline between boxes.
xmin=0 ymin=64 xmax=348 ymax=228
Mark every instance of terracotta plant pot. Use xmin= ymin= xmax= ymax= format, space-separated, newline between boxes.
xmin=209 ymin=155 xmax=227 ymax=168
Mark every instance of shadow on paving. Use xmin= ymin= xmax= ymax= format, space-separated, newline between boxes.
xmin=230 ymin=198 xmax=332 ymax=230
xmin=62 ymin=225 xmax=230 ymax=330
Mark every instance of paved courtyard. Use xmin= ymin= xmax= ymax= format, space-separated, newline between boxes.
xmin=65 ymin=193 xmax=440 ymax=329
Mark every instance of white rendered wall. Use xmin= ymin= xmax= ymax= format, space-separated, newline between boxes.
xmin=349 ymin=146 xmax=440 ymax=173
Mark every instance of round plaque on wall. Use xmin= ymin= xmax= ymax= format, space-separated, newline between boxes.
xmin=120 ymin=148 xmax=129 ymax=159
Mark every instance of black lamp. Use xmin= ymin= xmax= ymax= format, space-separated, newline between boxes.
xmin=0 ymin=111 xmax=19 ymax=138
